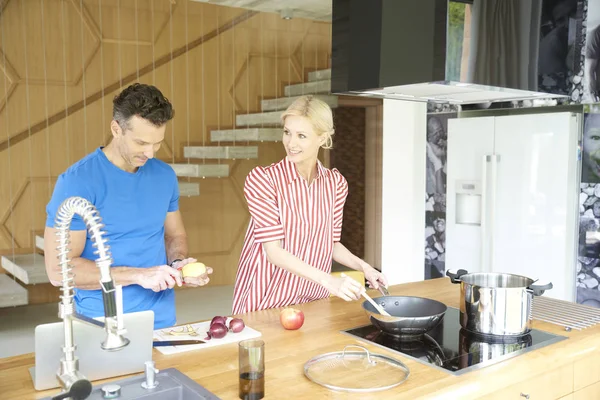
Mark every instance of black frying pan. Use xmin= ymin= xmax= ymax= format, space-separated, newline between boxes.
xmin=361 ymin=288 xmax=447 ymax=336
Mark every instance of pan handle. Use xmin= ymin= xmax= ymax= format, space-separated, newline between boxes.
xmin=527 ymin=280 xmax=553 ymax=296
xmin=446 ymin=269 xmax=468 ymax=284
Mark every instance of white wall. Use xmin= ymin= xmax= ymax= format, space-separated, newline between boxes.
xmin=380 ymin=99 xmax=427 ymax=285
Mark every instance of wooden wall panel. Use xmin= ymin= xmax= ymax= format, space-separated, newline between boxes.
xmin=0 ymin=0 xmax=332 ymax=296
xmin=330 ymin=107 xmax=366 ymax=259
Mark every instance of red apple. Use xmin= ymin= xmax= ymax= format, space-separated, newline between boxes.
xmin=280 ymin=308 xmax=305 ymax=330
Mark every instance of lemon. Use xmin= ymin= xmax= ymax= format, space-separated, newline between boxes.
xmin=181 ymin=262 xmax=207 ymax=278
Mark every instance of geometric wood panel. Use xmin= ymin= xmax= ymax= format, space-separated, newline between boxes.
xmin=0 ymin=0 xmax=333 ymax=300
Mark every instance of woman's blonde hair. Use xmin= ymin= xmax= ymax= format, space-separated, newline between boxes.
xmin=280 ymin=95 xmax=335 ymax=149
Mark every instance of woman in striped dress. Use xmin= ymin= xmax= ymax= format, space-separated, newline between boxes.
xmin=232 ymin=95 xmax=388 ymax=314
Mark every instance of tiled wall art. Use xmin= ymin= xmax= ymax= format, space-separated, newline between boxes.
xmin=578 ymin=104 xmax=600 ymax=306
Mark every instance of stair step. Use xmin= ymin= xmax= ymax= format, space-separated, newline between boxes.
xmin=170 ymin=164 xmax=229 ymax=178
xmin=183 ymin=146 xmax=259 ymax=160
xmin=308 ymin=69 xmax=331 ymax=82
xmin=236 ymin=111 xmax=281 ymax=127
xmin=179 ymin=182 xmax=200 ymax=197
xmin=0 ymin=274 xmax=28 ymax=308
xmin=211 ymin=128 xmax=281 ymax=142
xmin=1 ymin=254 xmax=49 ymax=284
xmin=36 ymin=235 xmax=44 ymax=252
xmin=284 ymin=80 xmax=331 ymax=97
xmin=261 ymin=95 xmax=338 ymax=112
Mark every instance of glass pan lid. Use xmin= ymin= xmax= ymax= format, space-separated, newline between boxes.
xmin=304 ymin=345 xmax=410 ymax=392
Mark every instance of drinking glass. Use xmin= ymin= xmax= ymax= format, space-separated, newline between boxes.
xmin=238 ymin=339 xmax=265 ymax=400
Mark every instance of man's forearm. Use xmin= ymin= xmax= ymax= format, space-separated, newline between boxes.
xmin=68 ymin=257 xmax=142 ymax=290
xmin=165 ymin=234 xmax=188 ymax=265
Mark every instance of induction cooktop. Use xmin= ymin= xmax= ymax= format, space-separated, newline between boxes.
xmin=342 ymin=307 xmax=567 ymax=376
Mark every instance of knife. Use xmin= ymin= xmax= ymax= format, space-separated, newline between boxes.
xmin=153 ymin=339 xmax=206 ymax=347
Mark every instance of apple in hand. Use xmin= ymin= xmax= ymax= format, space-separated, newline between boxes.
xmin=280 ymin=308 xmax=305 ymax=330
xmin=181 ymin=262 xmax=207 ymax=278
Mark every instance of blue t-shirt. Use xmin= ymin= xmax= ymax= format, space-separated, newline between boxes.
xmin=45 ymin=147 xmax=179 ymax=329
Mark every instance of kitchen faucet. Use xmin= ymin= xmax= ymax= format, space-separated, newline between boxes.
xmin=51 ymin=197 xmax=129 ymax=400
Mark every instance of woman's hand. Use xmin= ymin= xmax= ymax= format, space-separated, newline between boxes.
xmin=322 ymin=274 xmax=363 ymax=301
xmin=361 ymin=262 xmax=388 ymax=291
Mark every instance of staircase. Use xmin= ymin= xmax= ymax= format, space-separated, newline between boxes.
xmin=185 ymin=68 xmax=336 ymax=154
xmin=0 ymin=69 xmax=335 ymax=308
xmin=0 ymin=235 xmax=47 ymax=307
xmin=0 ymin=275 xmax=27 ymax=308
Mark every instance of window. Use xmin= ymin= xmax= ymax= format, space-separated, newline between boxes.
xmin=446 ymin=1 xmax=473 ymax=82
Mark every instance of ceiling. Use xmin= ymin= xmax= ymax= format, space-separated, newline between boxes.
xmin=189 ymin=0 xmax=332 ymax=21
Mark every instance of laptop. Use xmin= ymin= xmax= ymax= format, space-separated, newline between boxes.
xmin=29 ymin=310 xmax=154 ymax=391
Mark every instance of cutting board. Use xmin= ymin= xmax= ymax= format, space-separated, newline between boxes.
xmin=153 ymin=318 xmax=262 ymax=355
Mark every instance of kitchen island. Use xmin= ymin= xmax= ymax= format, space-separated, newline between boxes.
xmin=2 ymin=278 xmax=600 ymax=399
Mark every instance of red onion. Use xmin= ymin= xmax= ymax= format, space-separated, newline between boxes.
xmin=228 ymin=318 xmax=245 ymax=333
xmin=210 ymin=316 xmax=227 ymax=327
xmin=207 ymin=322 xmax=227 ymax=339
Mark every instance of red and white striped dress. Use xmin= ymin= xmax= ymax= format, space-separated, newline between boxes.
xmin=232 ymin=156 xmax=349 ymax=314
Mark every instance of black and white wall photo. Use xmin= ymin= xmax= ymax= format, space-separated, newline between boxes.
xmin=583 ymin=0 xmax=600 ymax=102
xmin=578 ymin=106 xmax=600 ymax=306
xmin=425 ymin=195 xmax=447 ymax=280
xmin=538 ymin=0 xmax=584 ymax=96
xmin=578 ymin=184 xmax=600 ymax=306
xmin=581 ymin=111 xmax=600 ymax=183
xmin=426 ymin=114 xmax=450 ymax=194
xmin=424 ymin=112 xmax=455 ymax=280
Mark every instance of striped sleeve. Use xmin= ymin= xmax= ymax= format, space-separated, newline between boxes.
xmin=244 ymin=167 xmax=285 ymax=243
xmin=332 ymin=169 xmax=349 ymax=242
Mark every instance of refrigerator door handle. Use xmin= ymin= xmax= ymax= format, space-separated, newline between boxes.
xmin=481 ymin=154 xmax=499 ymax=272
xmin=489 ymin=154 xmax=499 ymax=272
xmin=481 ymin=155 xmax=489 ymax=272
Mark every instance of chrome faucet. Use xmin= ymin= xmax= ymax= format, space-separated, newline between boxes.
xmin=51 ymin=197 xmax=129 ymax=400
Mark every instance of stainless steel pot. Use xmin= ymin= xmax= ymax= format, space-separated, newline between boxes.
xmin=446 ymin=269 xmax=553 ymax=337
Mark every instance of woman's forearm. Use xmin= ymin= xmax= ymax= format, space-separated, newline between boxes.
xmin=263 ymin=241 xmax=332 ymax=285
xmin=332 ymin=242 xmax=365 ymax=271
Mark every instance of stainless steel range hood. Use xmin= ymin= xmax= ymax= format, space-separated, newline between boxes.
xmin=330 ymin=0 xmax=569 ymax=104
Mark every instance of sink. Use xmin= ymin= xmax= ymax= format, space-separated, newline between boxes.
xmin=43 ymin=368 xmax=221 ymax=400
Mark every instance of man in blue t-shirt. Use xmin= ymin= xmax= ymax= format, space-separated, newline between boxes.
xmin=44 ymin=83 xmax=212 ymax=329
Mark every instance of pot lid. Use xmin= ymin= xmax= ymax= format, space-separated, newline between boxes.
xmin=304 ymin=345 xmax=410 ymax=392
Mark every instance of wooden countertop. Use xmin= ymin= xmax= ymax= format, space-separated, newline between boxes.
xmin=2 ymin=278 xmax=600 ymax=399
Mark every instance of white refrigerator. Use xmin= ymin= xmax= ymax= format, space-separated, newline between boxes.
xmin=445 ymin=112 xmax=581 ymax=302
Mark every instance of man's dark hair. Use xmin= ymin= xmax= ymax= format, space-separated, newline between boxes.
xmin=112 ymin=83 xmax=174 ymax=129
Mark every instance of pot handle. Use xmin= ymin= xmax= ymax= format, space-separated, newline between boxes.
xmin=446 ymin=269 xmax=468 ymax=284
xmin=528 ymin=281 xmax=553 ymax=296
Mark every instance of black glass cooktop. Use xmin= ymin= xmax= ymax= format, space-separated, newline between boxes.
xmin=342 ymin=307 xmax=567 ymax=376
